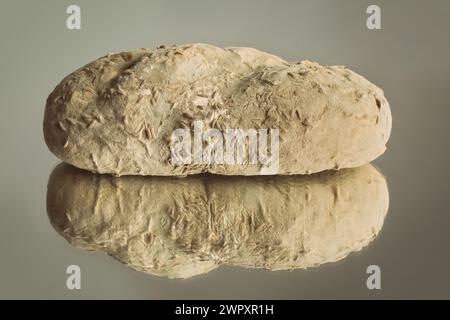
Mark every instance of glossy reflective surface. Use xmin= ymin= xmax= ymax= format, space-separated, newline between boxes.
xmin=47 ymin=164 xmax=388 ymax=279
xmin=1 ymin=0 xmax=450 ymax=298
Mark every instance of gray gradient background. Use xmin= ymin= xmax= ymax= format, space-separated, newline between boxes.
xmin=0 ymin=0 xmax=449 ymax=299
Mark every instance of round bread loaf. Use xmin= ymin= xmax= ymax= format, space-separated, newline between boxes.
xmin=44 ymin=43 xmax=391 ymax=176
xmin=47 ymin=163 xmax=389 ymax=279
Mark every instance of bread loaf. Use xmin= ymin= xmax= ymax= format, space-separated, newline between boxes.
xmin=44 ymin=43 xmax=391 ymax=176
xmin=47 ymin=163 xmax=389 ymax=279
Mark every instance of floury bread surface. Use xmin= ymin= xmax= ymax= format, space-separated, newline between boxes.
xmin=47 ymin=163 xmax=389 ymax=279
xmin=44 ymin=43 xmax=392 ymax=176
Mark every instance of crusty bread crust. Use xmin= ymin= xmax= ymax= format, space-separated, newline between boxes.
xmin=44 ymin=44 xmax=391 ymax=176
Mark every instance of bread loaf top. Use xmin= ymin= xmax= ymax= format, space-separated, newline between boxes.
xmin=44 ymin=44 xmax=391 ymax=176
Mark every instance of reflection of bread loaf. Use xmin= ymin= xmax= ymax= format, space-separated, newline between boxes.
xmin=44 ymin=43 xmax=391 ymax=176
xmin=47 ymin=163 xmax=389 ymax=279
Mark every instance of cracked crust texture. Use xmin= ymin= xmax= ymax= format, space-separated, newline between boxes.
xmin=44 ymin=43 xmax=392 ymax=176
xmin=47 ymin=163 xmax=389 ymax=279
